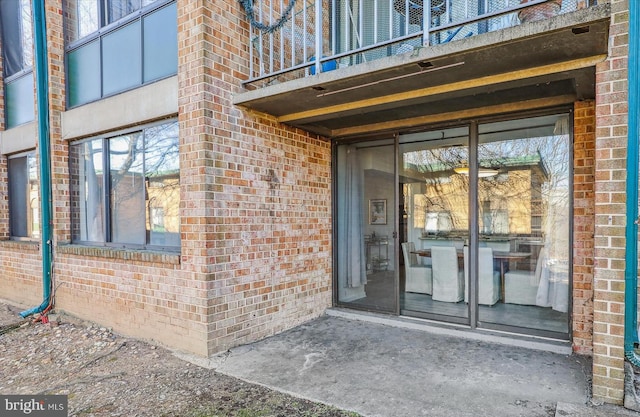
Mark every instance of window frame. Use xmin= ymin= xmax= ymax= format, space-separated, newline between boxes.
xmin=65 ymin=0 xmax=169 ymax=49
xmin=1 ymin=0 xmax=35 ymax=128
xmin=69 ymin=118 xmax=180 ymax=252
xmin=8 ymin=150 xmax=40 ymax=241
xmin=64 ymin=0 xmax=177 ymax=108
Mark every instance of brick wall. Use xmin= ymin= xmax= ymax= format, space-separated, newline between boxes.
xmin=573 ymin=100 xmax=596 ymax=354
xmin=21 ymin=0 xmax=209 ymax=356
xmin=0 ymin=155 xmax=6 ymax=240
xmin=0 ymin=0 xmax=329 ymax=360
xmin=3 ymin=0 xmax=331 ymax=357
xmin=0 ymin=113 xmax=6 ymax=244
xmin=177 ymin=0 xmax=332 ymax=355
xmin=0 ymin=1 xmax=40 ymax=306
xmin=592 ymin=0 xmax=628 ymax=404
xmin=46 ymin=0 xmax=70 ymax=245
xmin=53 ymin=247 xmax=208 ymax=354
xmin=0 ymin=0 xmax=8 ymax=240
xmin=0 ymin=241 xmax=42 ymax=306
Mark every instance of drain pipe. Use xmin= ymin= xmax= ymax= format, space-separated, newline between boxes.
xmin=20 ymin=0 xmax=53 ymax=318
xmin=624 ymin=0 xmax=640 ymax=366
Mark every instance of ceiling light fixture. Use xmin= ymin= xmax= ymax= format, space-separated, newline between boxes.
xmin=454 ymin=167 xmax=499 ymax=177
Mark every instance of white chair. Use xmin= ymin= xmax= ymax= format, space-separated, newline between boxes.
xmin=401 ymin=242 xmax=432 ymax=294
xmin=536 ymin=258 xmax=569 ymax=312
xmin=504 ymin=249 xmax=545 ymax=305
xmin=464 ymin=247 xmax=500 ymax=306
xmin=431 ymin=246 xmax=464 ymax=302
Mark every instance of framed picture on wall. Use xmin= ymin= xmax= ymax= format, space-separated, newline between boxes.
xmin=369 ymin=199 xmax=387 ymax=225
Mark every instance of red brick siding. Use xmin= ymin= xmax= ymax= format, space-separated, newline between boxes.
xmin=0 ymin=155 xmax=7 ymax=240
xmin=592 ymin=0 xmax=628 ymax=404
xmin=0 ymin=15 xmax=5 ymax=240
xmin=46 ymin=0 xmax=71 ymax=245
xmin=53 ymin=247 xmax=209 ymax=354
xmin=177 ymin=0 xmax=332 ymax=355
xmin=573 ymin=100 xmax=596 ymax=355
xmin=0 ymin=241 xmax=42 ymax=306
xmin=3 ymin=0 xmax=330 ymax=357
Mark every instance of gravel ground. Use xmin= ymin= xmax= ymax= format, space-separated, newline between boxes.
xmin=0 ymin=302 xmax=360 ymax=417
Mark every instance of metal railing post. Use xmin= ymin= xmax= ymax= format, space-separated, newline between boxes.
xmin=424 ymin=0 xmax=431 ymax=46
xmin=315 ymin=0 xmax=322 ymax=74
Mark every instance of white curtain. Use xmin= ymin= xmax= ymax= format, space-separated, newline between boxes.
xmin=337 ymin=146 xmax=367 ymax=288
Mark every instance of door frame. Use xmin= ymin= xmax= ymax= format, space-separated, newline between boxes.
xmin=332 ymin=107 xmax=573 ymax=340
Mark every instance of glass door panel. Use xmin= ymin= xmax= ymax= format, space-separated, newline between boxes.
xmin=399 ymin=127 xmax=470 ymax=323
xmin=477 ymin=114 xmax=570 ymax=336
xmin=336 ymin=139 xmax=397 ymax=313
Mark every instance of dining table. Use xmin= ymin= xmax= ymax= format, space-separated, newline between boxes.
xmin=412 ymin=248 xmax=531 ymax=302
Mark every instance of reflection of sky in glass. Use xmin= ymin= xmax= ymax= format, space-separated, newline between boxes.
xmin=28 ymin=153 xmax=37 ymax=180
xmin=110 ymin=133 xmax=144 ymax=172
xmin=20 ymin=0 xmax=33 ymax=67
xmin=104 ymin=122 xmax=178 ymax=175
xmin=77 ymin=0 xmax=99 ymax=39
xmin=480 ymin=135 xmax=570 ymax=190
xmin=404 ymin=147 xmax=467 ymax=172
xmin=88 ymin=139 xmax=103 ymax=172
xmin=145 ymin=121 xmax=179 ymax=176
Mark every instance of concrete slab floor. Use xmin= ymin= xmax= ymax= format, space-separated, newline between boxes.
xmin=212 ymin=312 xmax=599 ymax=417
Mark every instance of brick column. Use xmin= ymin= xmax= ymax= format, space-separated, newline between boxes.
xmin=0 ymin=24 xmax=7 ymax=240
xmin=592 ymin=0 xmax=629 ymax=404
xmin=45 ymin=0 xmax=70 ymax=245
xmin=178 ymin=1 xmax=332 ymax=355
xmin=573 ymin=100 xmax=595 ymax=354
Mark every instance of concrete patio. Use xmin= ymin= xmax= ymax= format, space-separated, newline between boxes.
xmin=208 ymin=309 xmax=638 ymax=417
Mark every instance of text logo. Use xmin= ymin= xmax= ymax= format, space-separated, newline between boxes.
xmin=1 ymin=395 xmax=67 ymax=416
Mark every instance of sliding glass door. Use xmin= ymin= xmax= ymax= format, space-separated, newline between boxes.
xmin=334 ymin=111 xmax=571 ymax=339
xmin=476 ymin=114 xmax=571 ymax=336
xmin=336 ymin=139 xmax=397 ymax=313
xmin=399 ymin=127 xmax=470 ymax=324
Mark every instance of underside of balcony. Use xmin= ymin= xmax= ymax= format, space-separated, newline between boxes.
xmin=233 ymin=4 xmax=610 ymax=139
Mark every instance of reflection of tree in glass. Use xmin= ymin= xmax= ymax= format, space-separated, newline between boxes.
xmin=72 ymin=121 xmax=179 ymax=246
xmin=402 ymin=123 xmax=570 ymax=253
xmin=480 ymin=134 xmax=571 ymax=261
xmin=144 ymin=123 xmax=180 ymax=241
xmin=405 ymin=145 xmax=470 ymax=231
xmin=20 ymin=0 xmax=33 ymax=67
xmin=80 ymin=139 xmax=104 ymax=242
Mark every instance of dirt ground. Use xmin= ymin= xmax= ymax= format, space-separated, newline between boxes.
xmin=0 ymin=301 xmax=360 ymax=417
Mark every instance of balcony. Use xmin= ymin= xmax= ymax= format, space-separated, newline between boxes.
xmin=235 ymin=0 xmax=610 ymax=138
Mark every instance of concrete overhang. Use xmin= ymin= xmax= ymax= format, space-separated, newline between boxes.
xmin=233 ymin=4 xmax=610 ymax=139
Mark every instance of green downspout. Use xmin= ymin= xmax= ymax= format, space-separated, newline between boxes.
xmin=20 ymin=0 xmax=52 ymax=318
xmin=624 ymin=0 xmax=640 ymax=366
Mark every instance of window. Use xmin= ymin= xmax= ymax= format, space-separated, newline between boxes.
xmin=1 ymin=0 xmax=35 ymax=128
xmin=65 ymin=0 xmax=161 ymax=42
xmin=8 ymin=152 xmax=40 ymax=239
xmin=1 ymin=0 xmax=33 ymax=77
xmin=70 ymin=120 xmax=180 ymax=250
xmin=64 ymin=0 xmax=177 ymax=107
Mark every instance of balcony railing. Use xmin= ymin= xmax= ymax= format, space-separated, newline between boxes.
xmin=241 ymin=0 xmax=595 ymax=87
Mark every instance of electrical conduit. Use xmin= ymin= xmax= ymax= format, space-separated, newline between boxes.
xmin=624 ymin=0 xmax=640 ymax=366
xmin=20 ymin=0 xmax=53 ymax=318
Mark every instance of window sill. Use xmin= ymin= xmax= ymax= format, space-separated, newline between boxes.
xmin=57 ymin=244 xmax=181 ymax=265
xmin=0 ymin=239 xmax=40 ymax=251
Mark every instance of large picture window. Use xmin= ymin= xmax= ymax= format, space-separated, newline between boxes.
xmin=8 ymin=152 xmax=40 ymax=239
xmin=70 ymin=120 xmax=180 ymax=250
